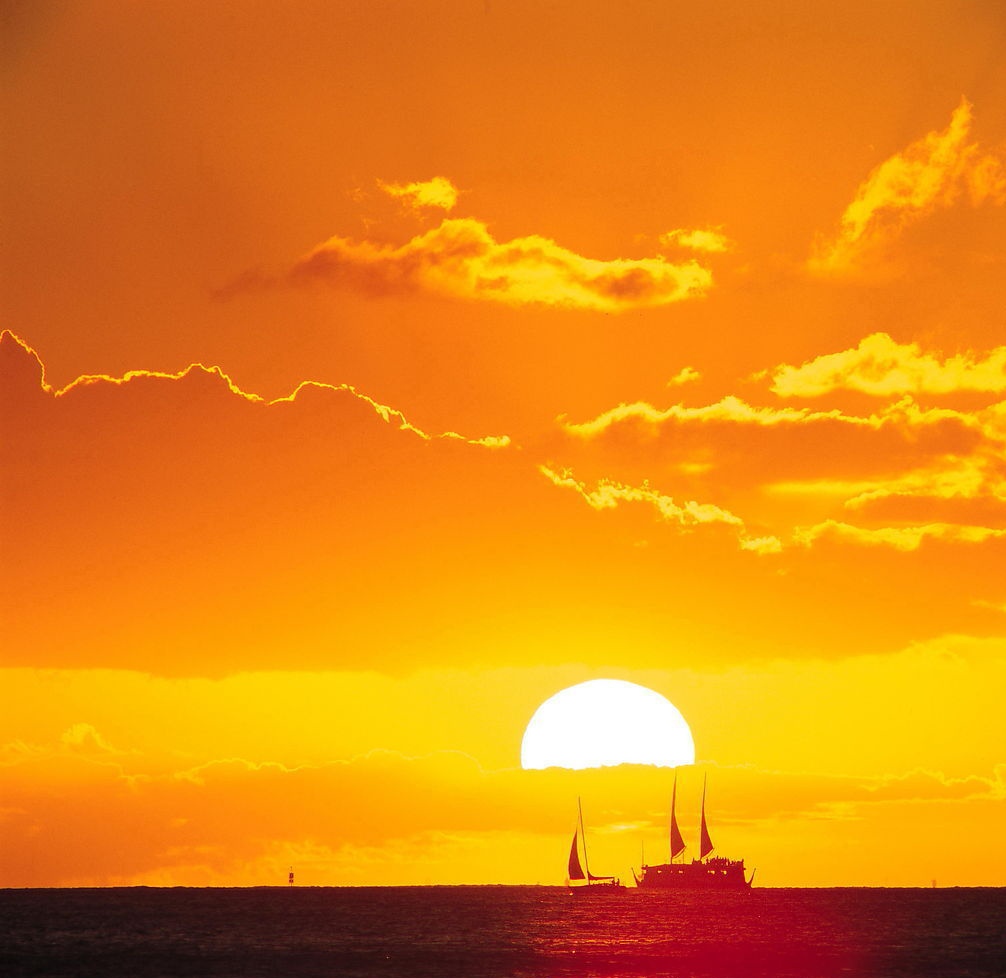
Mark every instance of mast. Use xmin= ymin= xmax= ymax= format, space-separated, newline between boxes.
xmin=670 ymin=770 xmax=686 ymax=863
xmin=699 ymin=773 xmax=714 ymax=860
xmin=669 ymin=774 xmax=674 ymax=863
xmin=568 ymin=798 xmax=586 ymax=882
xmin=578 ymin=796 xmax=593 ymax=884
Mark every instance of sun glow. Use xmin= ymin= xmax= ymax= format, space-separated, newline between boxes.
xmin=520 ymin=679 xmax=696 ymax=770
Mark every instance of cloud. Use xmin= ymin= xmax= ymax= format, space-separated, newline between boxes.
xmin=548 ymin=384 xmax=1006 ymax=554
xmin=770 ymin=454 xmax=1006 ymax=521
xmin=270 ymin=380 xmax=511 ymax=447
xmin=660 ymin=227 xmax=734 ymax=253
xmin=378 ymin=176 xmax=460 ymax=212
xmin=560 ymin=396 xmax=878 ymax=438
xmin=2 ymin=738 xmax=1002 ymax=885
xmin=290 ymin=217 xmax=713 ymax=312
xmin=538 ymin=464 xmax=782 ymax=554
xmin=218 ymin=176 xmax=716 ymax=311
xmin=1 ymin=331 xmax=538 ymax=675
xmin=794 ymin=519 xmax=1006 ymax=551
xmin=539 ymin=464 xmax=743 ymax=529
xmin=771 ymin=332 xmax=1006 ymax=398
xmin=557 ymin=390 xmax=994 ymax=490
xmin=667 ymin=366 xmax=701 ymax=386
xmin=4 ymin=636 xmax=1004 ymax=885
xmin=972 ymin=598 xmax=1006 ymax=614
xmin=0 ymin=330 xmax=509 ymax=448
xmin=739 ymin=535 xmax=784 ymax=555
xmin=809 ymin=99 xmax=1006 ymax=276
xmin=542 ymin=461 xmax=1006 ymax=554
xmin=59 ymin=723 xmax=123 ymax=755
xmin=7 ymin=328 xmax=1004 ymax=685
xmin=766 ymin=464 xmax=1006 ymax=549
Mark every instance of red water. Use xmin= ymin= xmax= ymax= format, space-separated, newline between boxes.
xmin=1 ymin=885 xmax=1003 ymax=977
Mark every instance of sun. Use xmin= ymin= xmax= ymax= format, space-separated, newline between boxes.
xmin=520 ymin=679 xmax=695 ymax=770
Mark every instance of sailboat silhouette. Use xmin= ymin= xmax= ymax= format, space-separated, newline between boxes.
xmin=566 ymin=797 xmax=623 ymax=891
xmin=633 ymin=773 xmax=754 ymax=889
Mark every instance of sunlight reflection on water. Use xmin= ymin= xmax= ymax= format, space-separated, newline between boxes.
xmin=2 ymin=885 xmax=1003 ymax=978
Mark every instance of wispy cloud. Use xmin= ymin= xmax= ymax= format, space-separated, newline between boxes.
xmin=739 ymin=535 xmax=784 ymax=555
xmin=772 ymin=332 xmax=1006 ymax=398
xmin=290 ymin=217 xmax=713 ymax=312
xmin=767 ymin=453 xmax=999 ymax=510
xmin=809 ymin=99 xmax=1006 ymax=276
xmin=0 ymin=331 xmax=509 ymax=450
xmin=972 ymin=598 xmax=1006 ymax=614
xmin=538 ymin=464 xmax=783 ymax=554
xmin=378 ymin=176 xmax=460 ymax=212
xmin=59 ymin=723 xmax=123 ymax=755
xmin=660 ymin=227 xmax=735 ymax=254
xmin=541 ymin=461 xmax=1005 ymax=555
xmin=548 ymin=379 xmax=1006 ymax=553
xmin=667 ymin=366 xmax=701 ymax=387
xmin=794 ymin=520 xmax=1006 ymax=551
xmin=560 ymin=396 xmax=877 ymax=438
xmin=559 ymin=390 xmax=993 ymax=453
xmin=271 ymin=380 xmax=510 ymax=447
xmin=539 ymin=464 xmax=743 ymax=528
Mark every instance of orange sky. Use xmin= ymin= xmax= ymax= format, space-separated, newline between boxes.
xmin=2 ymin=0 xmax=1005 ymax=887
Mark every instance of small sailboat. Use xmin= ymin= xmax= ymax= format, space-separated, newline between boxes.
xmin=566 ymin=797 xmax=624 ymax=891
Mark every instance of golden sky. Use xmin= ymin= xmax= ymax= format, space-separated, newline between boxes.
xmin=2 ymin=0 xmax=1005 ymax=887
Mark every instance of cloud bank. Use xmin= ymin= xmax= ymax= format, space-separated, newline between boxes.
xmin=544 ymin=332 xmax=1006 ymax=553
xmin=2 ymin=730 xmax=1001 ymax=886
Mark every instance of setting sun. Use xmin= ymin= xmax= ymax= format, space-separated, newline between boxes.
xmin=521 ymin=679 xmax=696 ymax=770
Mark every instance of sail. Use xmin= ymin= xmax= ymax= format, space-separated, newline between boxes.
xmin=568 ymin=831 xmax=586 ymax=880
xmin=670 ymin=773 xmax=686 ymax=859
xmin=699 ymin=809 xmax=714 ymax=858
xmin=699 ymin=775 xmax=714 ymax=859
xmin=670 ymin=814 xmax=686 ymax=859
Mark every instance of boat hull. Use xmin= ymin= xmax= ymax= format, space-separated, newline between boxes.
xmin=635 ymin=858 xmax=751 ymax=890
xmin=568 ymin=881 xmax=625 ymax=893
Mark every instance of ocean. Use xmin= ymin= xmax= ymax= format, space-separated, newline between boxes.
xmin=1 ymin=886 xmax=1003 ymax=977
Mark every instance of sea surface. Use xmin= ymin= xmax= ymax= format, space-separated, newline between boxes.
xmin=1 ymin=885 xmax=1003 ymax=978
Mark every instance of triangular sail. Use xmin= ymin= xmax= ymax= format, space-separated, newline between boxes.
xmin=670 ymin=772 xmax=686 ymax=860
xmin=699 ymin=809 xmax=713 ymax=859
xmin=699 ymin=773 xmax=714 ymax=859
xmin=568 ymin=830 xmax=586 ymax=880
xmin=573 ymin=797 xmax=616 ymax=884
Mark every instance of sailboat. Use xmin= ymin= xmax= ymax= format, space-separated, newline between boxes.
xmin=566 ymin=797 xmax=624 ymax=891
xmin=633 ymin=773 xmax=753 ymax=890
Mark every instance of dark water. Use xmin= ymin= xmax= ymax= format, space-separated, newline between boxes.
xmin=1 ymin=886 xmax=1003 ymax=978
